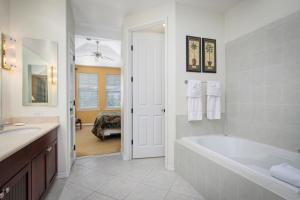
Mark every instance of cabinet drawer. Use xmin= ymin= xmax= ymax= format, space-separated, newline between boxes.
xmin=0 ymin=146 xmax=31 ymax=186
xmin=0 ymin=165 xmax=30 ymax=200
xmin=30 ymin=129 xmax=57 ymax=159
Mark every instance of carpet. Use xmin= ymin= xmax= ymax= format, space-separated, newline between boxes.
xmin=76 ymin=125 xmax=121 ymax=157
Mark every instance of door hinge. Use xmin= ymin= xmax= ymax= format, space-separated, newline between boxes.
xmin=131 ymin=108 xmax=133 ymax=113
xmin=131 ymin=76 xmax=133 ymax=82
xmin=131 ymin=140 xmax=133 ymax=145
xmin=73 ymin=145 xmax=76 ymax=151
xmin=131 ymin=45 xmax=133 ymax=51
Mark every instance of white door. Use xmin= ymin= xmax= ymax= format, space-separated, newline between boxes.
xmin=132 ymin=32 xmax=165 ymax=158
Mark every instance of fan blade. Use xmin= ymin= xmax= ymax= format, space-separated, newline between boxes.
xmin=76 ymin=54 xmax=94 ymax=57
xmin=101 ymin=56 xmax=114 ymax=61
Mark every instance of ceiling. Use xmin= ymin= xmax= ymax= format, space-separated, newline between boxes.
xmin=176 ymin=0 xmax=242 ymax=12
xmin=75 ymin=36 xmax=122 ymax=67
xmin=71 ymin=0 xmax=171 ymax=40
xmin=71 ymin=0 xmax=242 ymax=40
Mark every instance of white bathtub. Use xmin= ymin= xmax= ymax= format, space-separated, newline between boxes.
xmin=177 ymin=135 xmax=300 ymax=200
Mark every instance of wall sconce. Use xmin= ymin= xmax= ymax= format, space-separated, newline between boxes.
xmin=1 ymin=33 xmax=17 ymax=70
xmin=50 ymin=65 xmax=57 ymax=85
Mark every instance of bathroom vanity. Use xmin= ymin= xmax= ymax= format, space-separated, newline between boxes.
xmin=0 ymin=124 xmax=59 ymax=200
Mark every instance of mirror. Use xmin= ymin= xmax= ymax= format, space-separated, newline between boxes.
xmin=22 ymin=38 xmax=57 ymax=106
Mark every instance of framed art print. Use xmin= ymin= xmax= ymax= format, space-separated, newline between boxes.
xmin=186 ymin=36 xmax=201 ymax=72
xmin=202 ymin=38 xmax=217 ymax=73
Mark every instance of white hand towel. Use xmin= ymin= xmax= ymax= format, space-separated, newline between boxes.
xmin=207 ymin=81 xmax=221 ymax=120
xmin=187 ymin=80 xmax=202 ymax=98
xmin=270 ymin=163 xmax=300 ymax=188
xmin=187 ymin=80 xmax=202 ymax=121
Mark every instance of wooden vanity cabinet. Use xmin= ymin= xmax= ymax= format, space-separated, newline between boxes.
xmin=0 ymin=128 xmax=58 ymax=200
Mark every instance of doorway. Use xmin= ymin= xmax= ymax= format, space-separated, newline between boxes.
xmin=74 ymin=36 xmax=123 ymax=157
xmin=131 ymin=23 xmax=166 ymax=158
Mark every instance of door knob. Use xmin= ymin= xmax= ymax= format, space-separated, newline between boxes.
xmin=161 ymin=109 xmax=166 ymax=113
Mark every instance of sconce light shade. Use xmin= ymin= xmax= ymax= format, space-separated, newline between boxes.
xmin=1 ymin=33 xmax=17 ymax=70
xmin=50 ymin=65 xmax=57 ymax=85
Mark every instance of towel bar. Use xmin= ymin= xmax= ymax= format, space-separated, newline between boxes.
xmin=184 ymin=80 xmax=207 ymax=84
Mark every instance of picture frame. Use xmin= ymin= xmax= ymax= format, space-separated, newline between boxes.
xmin=202 ymin=38 xmax=217 ymax=73
xmin=186 ymin=36 xmax=201 ymax=72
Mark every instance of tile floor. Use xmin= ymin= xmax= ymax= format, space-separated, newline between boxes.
xmin=45 ymin=155 xmax=205 ymax=200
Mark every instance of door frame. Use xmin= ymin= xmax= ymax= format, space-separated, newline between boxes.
xmin=67 ymin=32 xmax=76 ymax=167
xmin=123 ymin=18 xmax=171 ymax=168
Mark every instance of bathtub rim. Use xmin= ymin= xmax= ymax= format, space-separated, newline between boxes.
xmin=176 ymin=135 xmax=300 ymax=200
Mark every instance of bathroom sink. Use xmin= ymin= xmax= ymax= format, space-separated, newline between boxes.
xmin=0 ymin=127 xmax=41 ymax=135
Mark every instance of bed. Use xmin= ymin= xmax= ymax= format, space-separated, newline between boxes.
xmin=92 ymin=111 xmax=121 ymax=140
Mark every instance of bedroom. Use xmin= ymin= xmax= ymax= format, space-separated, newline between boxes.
xmin=75 ymin=36 xmax=122 ymax=157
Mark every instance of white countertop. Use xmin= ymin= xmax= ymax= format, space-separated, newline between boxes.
xmin=0 ymin=123 xmax=60 ymax=162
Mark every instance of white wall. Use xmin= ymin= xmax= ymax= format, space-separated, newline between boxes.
xmin=225 ymin=0 xmax=300 ymax=42
xmin=176 ymin=3 xmax=226 ymax=115
xmin=122 ymin=2 xmax=176 ymax=170
xmin=0 ymin=0 xmax=9 ymax=119
xmin=4 ymin=0 xmax=71 ymax=177
xmin=0 ymin=0 xmax=9 ymax=33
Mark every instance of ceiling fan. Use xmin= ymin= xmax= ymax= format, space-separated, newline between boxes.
xmin=77 ymin=40 xmax=114 ymax=61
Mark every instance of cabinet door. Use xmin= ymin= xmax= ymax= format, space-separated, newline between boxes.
xmin=46 ymin=141 xmax=57 ymax=187
xmin=31 ymin=153 xmax=46 ymax=200
xmin=0 ymin=165 xmax=30 ymax=200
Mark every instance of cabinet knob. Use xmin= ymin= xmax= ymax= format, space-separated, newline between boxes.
xmin=0 ymin=191 xmax=4 ymax=199
xmin=46 ymin=146 xmax=52 ymax=152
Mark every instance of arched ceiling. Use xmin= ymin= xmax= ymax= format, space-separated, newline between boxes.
xmin=71 ymin=0 xmax=242 ymax=40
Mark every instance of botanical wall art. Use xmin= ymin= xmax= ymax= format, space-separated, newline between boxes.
xmin=202 ymin=38 xmax=217 ymax=73
xmin=186 ymin=36 xmax=201 ymax=72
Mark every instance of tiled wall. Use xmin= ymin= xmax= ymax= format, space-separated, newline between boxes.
xmin=225 ymin=11 xmax=300 ymax=152
xmin=176 ymin=114 xmax=225 ymax=138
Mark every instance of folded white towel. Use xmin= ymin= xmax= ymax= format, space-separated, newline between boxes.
xmin=207 ymin=81 xmax=221 ymax=120
xmin=187 ymin=80 xmax=202 ymax=98
xmin=187 ymin=80 xmax=202 ymax=121
xmin=270 ymin=163 xmax=300 ymax=188
xmin=207 ymin=87 xmax=221 ymax=96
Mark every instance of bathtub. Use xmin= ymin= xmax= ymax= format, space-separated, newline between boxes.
xmin=175 ymin=135 xmax=300 ymax=200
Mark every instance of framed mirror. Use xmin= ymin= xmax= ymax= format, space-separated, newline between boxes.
xmin=22 ymin=38 xmax=58 ymax=106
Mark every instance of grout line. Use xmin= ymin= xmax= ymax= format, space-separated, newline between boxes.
xmin=163 ymin=175 xmax=177 ymax=200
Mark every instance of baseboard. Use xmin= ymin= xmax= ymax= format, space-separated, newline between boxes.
xmin=82 ymin=123 xmax=93 ymax=126
xmin=56 ymin=171 xmax=69 ymax=179
xmin=76 ymin=152 xmax=121 ymax=160
xmin=166 ymin=162 xmax=175 ymax=171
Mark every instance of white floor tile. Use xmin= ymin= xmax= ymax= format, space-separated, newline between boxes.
xmin=45 ymin=156 xmax=205 ymax=200
xmin=141 ymin=168 xmax=178 ymax=190
xmin=57 ymin=182 xmax=94 ymax=200
xmin=96 ymin=177 xmax=138 ymax=200
xmin=68 ymin=170 xmax=116 ymax=191
xmin=171 ymin=176 xmax=201 ymax=198
xmin=85 ymin=192 xmax=117 ymax=200
xmin=125 ymin=183 xmax=168 ymax=200
xmin=165 ymin=191 xmax=204 ymax=200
